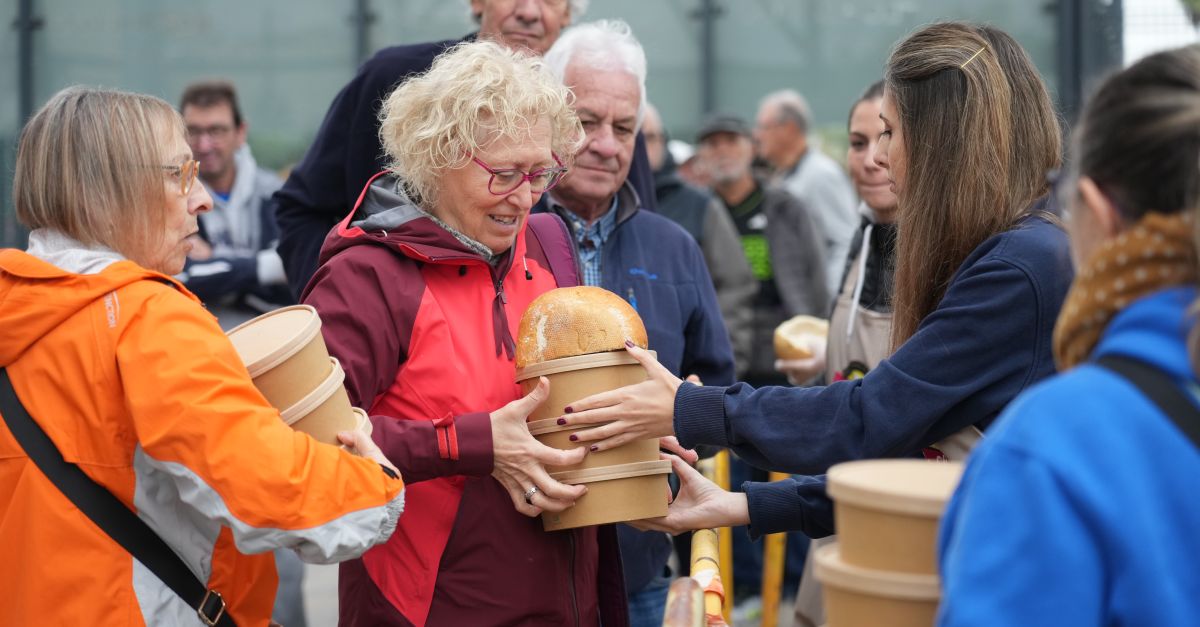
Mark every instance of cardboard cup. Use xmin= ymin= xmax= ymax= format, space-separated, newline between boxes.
xmin=527 ymin=418 xmax=658 ymax=473
xmin=515 ymin=351 xmax=653 ymax=423
xmin=226 ymin=305 xmax=332 ymax=411
xmin=814 ymin=542 xmax=939 ymax=627
xmin=281 ymin=357 xmax=355 ymax=446
xmin=827 ymin=460 xmax=964 ymax=574
xmin=339 ymin=407 xmax=374 ymax=451
xmin=541 ymin=460 xmax=671 ymax=531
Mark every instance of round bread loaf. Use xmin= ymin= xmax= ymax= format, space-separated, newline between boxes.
xmin=516 ymin=286 xmax=648 ymax=368
xmin=773 ymin=315 xmax=830 ymax=360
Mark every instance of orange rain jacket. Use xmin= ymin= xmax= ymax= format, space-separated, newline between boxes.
xmin=0 ymin=242 xmax=405 ymax=626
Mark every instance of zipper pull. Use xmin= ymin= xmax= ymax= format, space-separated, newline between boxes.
xmin=497 ymin=279 xmax=507 ymax=304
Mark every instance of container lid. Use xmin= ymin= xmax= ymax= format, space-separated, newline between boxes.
xmin=827 ymin=459 xmax=964 ymax=517
xmin=226 ymin=305 xmax=322 ymax=377
xmin=527 ymin=417 xmax=614 ymax=436
xmin=813 ymin=543 xmax=940 ymax=600
xmin=279 ymin=357 xmax=345 ymax=425
xmin=515 ymin=350 xmax=655 ymax=382
xmin=550 ymin=459 xmax=671 ymax=485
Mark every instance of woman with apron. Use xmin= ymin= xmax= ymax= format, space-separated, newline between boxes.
xmin=776 ymin=80 xmax=899 ymax=627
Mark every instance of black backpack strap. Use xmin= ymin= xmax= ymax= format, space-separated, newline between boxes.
xmin=1096 ymin=354 xmax=1200 ymax=450
xmin=0 ymin=368 xmax=237 ymax=627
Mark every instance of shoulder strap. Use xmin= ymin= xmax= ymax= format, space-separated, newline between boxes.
xmin=526 ymin=212 xmax=582 ymax=288
xmin=1096 ymin=354 xmax=1200 ymax=450
xmin=0 ymin=368 xmax=236 ymax=627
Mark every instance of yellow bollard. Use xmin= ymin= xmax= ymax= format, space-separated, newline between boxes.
xmin=759 ymin=471 xmax=790 ymax=627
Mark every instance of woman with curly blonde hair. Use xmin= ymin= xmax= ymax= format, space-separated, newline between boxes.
xmin=301 ymin=40 xmax=629 ymax=626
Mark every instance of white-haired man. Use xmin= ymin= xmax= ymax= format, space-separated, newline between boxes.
xmin=273 ymin=0 xmax=658 ymax=296
xmin=755 ymin=90 xmax=857 ymax=289
xmin=539 ymin=20 xmax=737 ymax=626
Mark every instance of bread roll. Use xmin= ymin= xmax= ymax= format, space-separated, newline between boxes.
xmin=773 ymin=315 xmax=829 ymax=360
xmin=516 ymin=286 xmax=648 ymax=368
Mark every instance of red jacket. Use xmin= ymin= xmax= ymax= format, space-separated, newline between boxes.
xmin=302 ymin=174 xmax=627 ymax=626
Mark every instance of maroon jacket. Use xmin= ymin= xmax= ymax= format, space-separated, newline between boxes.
xmin=302 ymin=174 xmax=627 ymax=626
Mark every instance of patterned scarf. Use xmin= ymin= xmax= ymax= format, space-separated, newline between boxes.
xmin=1053 ymin=211 xmax=1197 ymax=370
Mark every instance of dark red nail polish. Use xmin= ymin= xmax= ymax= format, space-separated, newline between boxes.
xmin=589 ymin=445 xmax=599 ymax=452
xmin=625 ymin=339 xmax=634 ymax=348
xmin=557 ymin=418 xmax=567 ymax=426
xmin=564 ymin=406 xmax=573 ymax=414
xmin=569 ymin=434 xmax=578 ymax=442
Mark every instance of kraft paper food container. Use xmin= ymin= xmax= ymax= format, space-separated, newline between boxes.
xmin=514 ymin=351 xmax=654 ymax=423
xmin=280 ymin=357 xmax=356 ymax=446
xmin=827 ymin=460 xmax=964 ymax=574
xmin=527 ymin=417 xmax=658 ymax=473
xmin=814 ymin=542 xmax=940 ymax=627
xmin=541 ymin=460 xmax=671 ymax=531
xmin=339 ymin=407 xmax=374 ymax=451
xmin=226 ymin=305 xmax=332 ymax=411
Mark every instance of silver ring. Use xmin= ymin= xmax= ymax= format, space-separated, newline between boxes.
xmin=523 ymin=486 xmax=539 ymax=505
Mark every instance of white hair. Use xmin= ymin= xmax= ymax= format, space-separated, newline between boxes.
xmin=760 ymin=89 xmax=814 ymax=135
xmin=543 ymin=19 xmax=648 ymax=129
xmin=468 ymin=0 xmax=588 ymax=24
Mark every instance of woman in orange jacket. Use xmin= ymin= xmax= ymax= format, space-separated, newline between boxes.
xmin=0 ymin=86 xmax=406 ymax=626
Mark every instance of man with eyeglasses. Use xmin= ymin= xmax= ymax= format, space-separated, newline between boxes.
xmin=539 ymin=21 xmax=735 ymax=626
xmin=177 ymin=81 xmax=293 ymax=332
xmin=271 ymin=0 xmax=658 ymax=299
xmin=177 ymin=81 xmax=306 ymax=627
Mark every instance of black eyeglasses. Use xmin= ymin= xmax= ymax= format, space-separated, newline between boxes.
xmin=472 ymin=155 xmax=568 ymax=195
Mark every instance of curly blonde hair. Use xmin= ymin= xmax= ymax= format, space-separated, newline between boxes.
xmin=378 ymin=40 xmax=584 ymax=208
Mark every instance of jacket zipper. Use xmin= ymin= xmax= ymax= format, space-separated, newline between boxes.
xmin=569 ymin=531 xmax=580 ymax=627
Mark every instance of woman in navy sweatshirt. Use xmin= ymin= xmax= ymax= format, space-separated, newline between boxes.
xmin=557 ymin=22 xmax=1074 ymax=538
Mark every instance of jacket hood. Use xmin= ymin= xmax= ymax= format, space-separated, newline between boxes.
xmin=0 ymin=249 xmax=186 ymax=366
xmin=317 ymin=172 xmax=522 ymax=270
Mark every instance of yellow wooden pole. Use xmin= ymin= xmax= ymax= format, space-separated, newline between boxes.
xmin=759 ymin=471 xmax=790 ymax=627
xmin=713 ymin=450 xmax=733 ymax=624
xmin=690 ymin=528 xmax=727 ymax=626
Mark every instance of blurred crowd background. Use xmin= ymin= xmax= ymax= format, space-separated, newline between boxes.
xmin=1 ymin=0 xmax=1196 ymax=249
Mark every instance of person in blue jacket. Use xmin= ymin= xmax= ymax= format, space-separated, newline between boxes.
xmin=556 ymin=22 xmax=1072 ymax=538
xmin=937 ymin=44 xmax=1200 ymax=627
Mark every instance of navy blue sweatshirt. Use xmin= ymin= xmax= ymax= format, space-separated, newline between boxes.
xmin=673 ymin=215 xmax=1073 ymax=538
xmin=272 ymin=35 xmax=657 ymax=298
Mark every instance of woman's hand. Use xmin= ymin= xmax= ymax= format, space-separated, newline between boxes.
xmin=775 ymin=335 xmax=827 ymax=385
xmin=490 ymin=377 xmax=589 ymax=517
xmin=628 ymin=454 xmax=750 ymax=535
xmin=557 ymin=342 xmax=682 ymax=452
xmin=337 ymin=428 xmax=401 ymax=479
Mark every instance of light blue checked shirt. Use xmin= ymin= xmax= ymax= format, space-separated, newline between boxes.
xmin=560 ymin=196 xmax=619 ymax=287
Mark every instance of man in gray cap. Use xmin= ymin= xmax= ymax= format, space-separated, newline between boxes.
xmin=697 ymin=114 xmax=828 ymax=388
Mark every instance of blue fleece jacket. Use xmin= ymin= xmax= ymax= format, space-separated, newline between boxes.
xmin=537 ymin=185 xmax=736 ymax=594
xmin=938 ymin=286 xmax=1200 ymax=627
xmin=673 ymin=215 xmax=1073 ymax=538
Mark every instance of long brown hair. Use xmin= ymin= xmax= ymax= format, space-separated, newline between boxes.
xmin=885 ymin=22 xmax=1061 ymax=348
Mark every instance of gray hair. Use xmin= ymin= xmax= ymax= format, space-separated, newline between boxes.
xmin=469 ymin=0 xmax=589 ymax=24
xmin=543 ymin=19 xmax=648 ymax=128
xmin=761 ymin=89 xmax=814 ymax=135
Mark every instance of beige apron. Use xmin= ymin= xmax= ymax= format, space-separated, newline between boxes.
xmin=792 ymin=223 xmax=980 ymax=627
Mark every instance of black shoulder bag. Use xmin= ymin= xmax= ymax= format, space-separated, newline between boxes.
xmin=1096 ymin=354 xmax=1200 ymax=449
xmin=0 ymin=368 xmax=236 ymax=626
